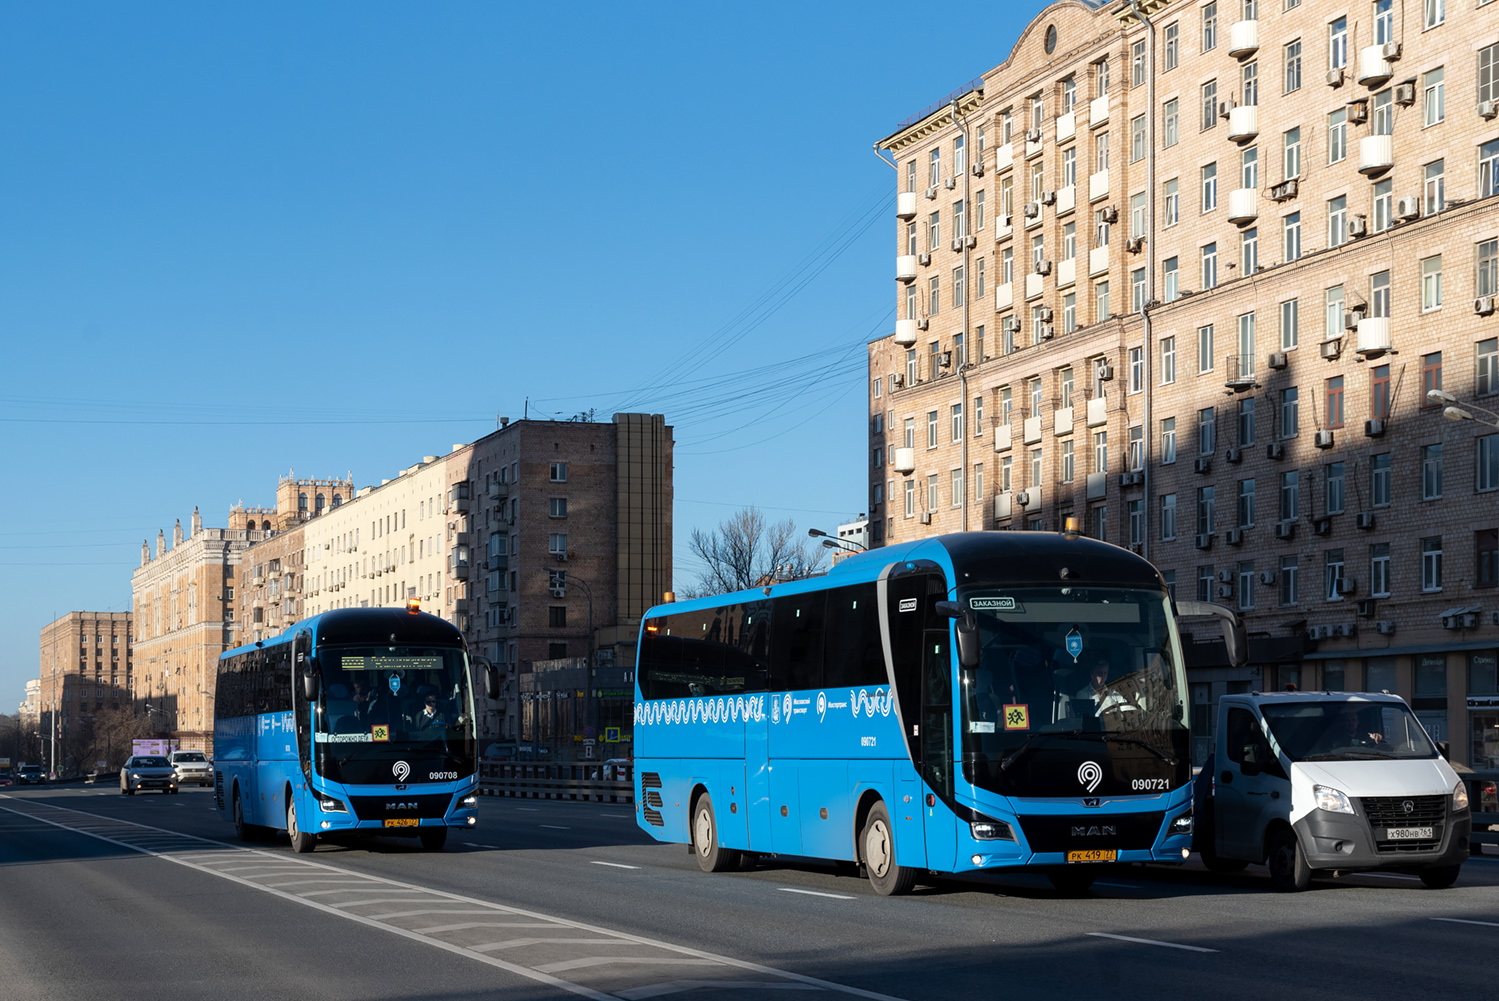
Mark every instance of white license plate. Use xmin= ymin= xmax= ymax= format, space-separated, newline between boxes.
xmin=1383 ymin=826 xmax=1434 ymax=840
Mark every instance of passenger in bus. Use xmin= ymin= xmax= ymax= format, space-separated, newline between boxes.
xmin=350 ymin=678 xmax=372 ymax=719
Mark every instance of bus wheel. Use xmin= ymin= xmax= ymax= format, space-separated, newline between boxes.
xmin=420 ymin=828 xmax=449 ymax=851
xmin=287 ymin=799 xmax=317 ymax=854
xmin=692 ymin=793 xmax=740 ymax=873
xmin=861 ymin=802 xmax=916 ymax=896
xmin=233 ymin=789 xmax=257 ymax=841
xmin=1048 ymin=869 xmax=1097 ymax=894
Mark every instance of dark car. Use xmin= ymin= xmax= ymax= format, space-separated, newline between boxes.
xmin=17 ymin=765 xmax=46 ymax=785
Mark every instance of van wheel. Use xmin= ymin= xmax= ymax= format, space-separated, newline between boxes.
xmin=287 ymin=799 xmax=317 ymax=853
xmin=1267 ymin=830 xmax=1311 ymax=891
xmin=861 ymin=802 xmax=916 ymax=896
xmin=691 ymin=793 xmax=740 ymax=873
xmin=1419 ymin=864 xmax=1461 ymax=889
xmin=1048 ymin=869 xmax=1098 ymax=895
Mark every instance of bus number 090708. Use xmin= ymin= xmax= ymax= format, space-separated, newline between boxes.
xmin=1131 ymin=778 xmax=1169 ymax=791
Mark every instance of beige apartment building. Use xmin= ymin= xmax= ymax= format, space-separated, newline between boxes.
xmin=37 ymin=611 xmax=133 ymax=742
xmin=870 ymin=0 xmax=1499 ymax=765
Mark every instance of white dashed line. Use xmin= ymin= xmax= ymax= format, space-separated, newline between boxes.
xmin=1432 ymin=917 xmax=1499 ymax=928
xmin=777 ymin=888 xmax=856 ymax=900
xmin=590 ymin=861 xmax=641 ymax=870
xmin=1088 ymin=932 xmax=1219 ymax=953
xmin=540 ymin=825 xmax=571 ymax=830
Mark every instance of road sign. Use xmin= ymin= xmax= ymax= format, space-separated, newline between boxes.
xmin=604 ymin=727 xmax=620 ymax=743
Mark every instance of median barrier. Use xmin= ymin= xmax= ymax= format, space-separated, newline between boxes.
xmin=479 ymin=760 xmax=634 ymax=804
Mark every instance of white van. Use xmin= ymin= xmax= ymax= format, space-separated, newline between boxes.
xmin=1193 ymin=691 xmax=1471 ymax=890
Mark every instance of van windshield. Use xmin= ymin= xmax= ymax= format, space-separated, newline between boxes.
xmin=1261 ymin=701 xmax=1438 ymax=761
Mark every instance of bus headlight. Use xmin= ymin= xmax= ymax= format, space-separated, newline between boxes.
xmin=1313 ymin=784 xmax=1355 ymax=814
xmin=970 ymin=819 xmax=1015 ymax=841
xmin=319 ymin=795 xmax=347 ymax=813
xmin=1452 ymin=782 xmax=1469 ymax=812
xmin=1170 ymin=812 xmax=1193 ymax=835
xmin=460 ymin=794 xmax=478 ymax=808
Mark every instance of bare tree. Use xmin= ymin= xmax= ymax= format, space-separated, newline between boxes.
xmin=684 ymin=507 xmax=828 ymax=598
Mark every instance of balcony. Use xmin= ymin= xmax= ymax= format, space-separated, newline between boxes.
xmin=1053 ymin=406 xmax=1074 ymax=436
xmin=1227 ymin=105 xmax=1258 ymax=143
xmin=1055 ymin=183 xmax=1079 ymax=215
xmin=994 ymin=493 xmax=1013 ymax=521
xmin=897 ymin=191 xmax=917 ymax=220
xmin=1057 ymin=257 xmax=1076 ymax=288
xmin=1358 ymin=134 xmax=1393 ymax=176
xmin=1023 ymin=415 xmax=1043 ymax=444
xmin=1026 ymin=272 xmax=1044 ymax=299
xmin=893 ymin=447 xmax=916 ymax=474
xmin=995 ymin=281 xmax=1013 ymax=311
xmin=1089 ymin=94 xmax=1109 ymax=127
xmin=1086 ymin=395 xmax=1108 ymax=427
xmin=1227 ymin=187 xmax=1259 ymax=225
xmin=995 ymin=143 xmax=1013 ymax=172
xmin=1025 ymin=134 xmax=1043 ymax=159
xmin=1088 ymin=168 xmax=1109 ymax=201
xmin=1356 ymin=317 xmax=1392 ymax=358
xmin=1025 ymin=202 xmax=1044 ymax=229
xmin=1020 ymin=487 xmax=1043 ymax=513
xmin=1088 ymin=244 xmax=1110 ymax=276
xmin=1228 ymin=19 xmax=1259 ymax=59
xmin=897 ymin=255 xmax=918 ymax=283
xmin=1086 ymin=471 xmax=1107 ymax=501
xmin=1056 ymin=111 xmax=1076 ymax=143
xmin=1224 ymin=354 xmax=1258 ymax=391
xmin=994 ymin=213 xmax=1013 ymax=241
xmin=1357 ymin=45 xmax=1393 ymax=88
xmin=894 ymin=318 xmax=919 ymax=346
xmin=994 ymin=425 xmax=1012 ymax=452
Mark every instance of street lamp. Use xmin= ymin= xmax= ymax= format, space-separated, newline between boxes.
xmin=809 ymin=527 xmax=867 ymax=553
xmin=1429 ymin=389 xmax=1499 ymax=429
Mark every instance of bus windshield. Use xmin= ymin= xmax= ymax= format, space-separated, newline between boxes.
xmin=313 ymin=644 xmax=476 ymax=784
xmin=1261 ymin=701 xmax=1438 ymax=762
xmin=956 ymin=585 xmax=1188 ymax=797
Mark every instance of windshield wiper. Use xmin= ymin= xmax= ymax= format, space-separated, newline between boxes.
xmin=1064 ymin=731 xmax=1179 ymax=766
xmin=996 ymin=732 xmax=1069 ymax=773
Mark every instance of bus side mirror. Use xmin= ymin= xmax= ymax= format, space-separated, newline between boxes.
xmin=476 ymin=657 xmax=501 ymax=700
xmin=1174 ymin=600 xmax=1248 ymax=670
xmin=294 ymin=631 xmax=317 ymax=702
xmin=935 ymin=600 xmax=981 ymax=669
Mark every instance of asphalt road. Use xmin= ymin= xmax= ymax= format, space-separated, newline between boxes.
xmin=2 ymin=784 xmax=1497 ymax=1001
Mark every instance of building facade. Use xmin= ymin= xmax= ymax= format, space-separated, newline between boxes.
xmin=871 ymin=0 xmax=1499 ymax=765
xmin=37 ymin=610 xmax=133 ymax=766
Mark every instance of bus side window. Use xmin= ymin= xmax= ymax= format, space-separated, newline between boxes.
xmin=770 ymin=593 xmax=827 ymax=692
xmin=825 ymin=582 xmax=886 ymax=690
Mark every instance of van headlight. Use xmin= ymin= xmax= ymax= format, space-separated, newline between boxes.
xmin=1313 ymin=784 xmax=1355 ymax=814
xmin=1452 ymin=782 xmax=1470 ymax=812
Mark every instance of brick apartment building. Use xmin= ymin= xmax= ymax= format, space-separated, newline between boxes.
xmin=37 ymin=611 xmax=133 ymax=760
xmin=869 ymin=0 xmax=1499 ymax=765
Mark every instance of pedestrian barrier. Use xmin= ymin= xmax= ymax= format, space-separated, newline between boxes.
xmin=478 ymin=760 xmax=634 ymax=804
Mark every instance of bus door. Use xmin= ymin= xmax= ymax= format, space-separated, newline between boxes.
xmin=920 ymin=625 xmax=957 ymax=870
xmin=884 ymin=569 xmax=947 ymax=867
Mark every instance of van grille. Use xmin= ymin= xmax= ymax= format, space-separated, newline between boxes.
xmin=1361 ymin=795 xmax=1446 ymax=853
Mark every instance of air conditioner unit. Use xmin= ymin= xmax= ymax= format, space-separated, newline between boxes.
xmin=1218 ymin=99 xmax=1236 ymax=119
xmin=1464 ymin=612 xmax=1479 ymax=628
xmin=1475 ymin=296 xmax=1496 ymax=316
xmin=1216 ymin=569 xmax=1232 ymax=583
xmin=1337 ymin=577 xmax=1356 ymax=596
xmin=1038 ymin=305 xmax=1054 ymax=321
xmin=1396 ymin=196 xmax=1421 ymax=220
xmin=1042 ymin=325 xmax=1056 ymax=340
xmin=1348 ymin=216 xmax=1368 ymax=238
xmin=1226 ymin=447 xmax=1243 ymax=464
xmin=925 ymin=186 xmax=938 ymax=200
xmin=1217 ymin=584 xmax=1234 ymax=599
xmin=1314 ymin=429 xmax=1335 ymax=448
xmin=916 ymin=317 xmax=930 ymax=330
xmin=1335 ymin=623 xmax=1357 ymax=637
xmin=1375 ymin=619 xmax=1396 ymax=635
xmin=1014 ymin=490 xmax=1031 ymax=506
xmin=918 ymin=252 xmax=932 ymax=266
xmin=939 ymin=351 xmax=953 ymax=368
xmin=550 ymin=587 xmax=567 ymax=598
xmin=965 ymin=234 xmax=978 ymax=249
xmin=1100 ymin=206 xmax=1119 ymax=224
xmin=1193 ymin=457 xmax=1212 ymax=474
xmin=1357 ymin=599 xmax=1376 ymax=618
xmin=1125 ymin=237 xmax=1145 ymax=253
xmin=1118 ymin=471 xmax=1143 ymax=487
xmin=1003 ymin=316 xmax=1022 ymax=333
xmin=1381 ymin=41 xmax=1402 ymax=61
xmin=1041 ymin=189 xmax=1057 ymax=205
xmin=1346 ymin=99 xmax=1369 ymax=124
xmin=891 ymin=374 xmax=905 ymax=387
xmin=951 ymin=238 xmax=964 ymax=252
xmin=1326 ymin=67 xmax=1346 ymax=87
xmin=1363 ymin=418 xmax=1385 ymax=437
xmin=1356 ymin=512 xmax=1376 ymax=530
xmin=1097 ymin=363 xmax=1115 ymax=381
xmin=1393 ymin=82 xmax=1415 ymax=106
xmin=1313 ymin=517 xmax=1332 ymax=536
xmin=920 ymin=512 xmax=933 ymax=525
xmin=944 ymin=176 xmax=957 ymax=190
xmin=1260 ymin=570 xmax=1276 ymax=586
xmin=1226 ymin=528 xmax=1244 ymax=545
xmin=1036 ymin=260 xmax=1053 ymax=276
xmin=1320 ymin=338 xmax=1343 ymax=361
xmin=1024 ymin=201 xmax=1041 ymax=219
xmin=1481 ymin=100 xmax=1499 ymax=121
xmin=1269 ymin=179 xmax=1299 ymax=202
xmin=1025 ymin=127 xmax=1042 ymax=142
xmin=1343 ymin=308 xmax=1363 ymax=330
xmin=972 ymin=162 xmax=985 ymax=176
xmin=1195 ymin=533 xmax=1213 ymax=550
xmin=1268 ymin=351 xmax=1287 ymax=370
xmin=1275 ymin=520 xmax=1296 ymax=539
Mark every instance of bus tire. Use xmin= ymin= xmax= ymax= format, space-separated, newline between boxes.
xmin=1267 ymin=829 xmax=1311 ymax=892
xmin=233 ymin=787 xmax=267 ymax=842
xmin=861 ymin=802 xmax=916 ymax=896
xmin=691 ymin=792 xmax=740 ymax=873
xmin=287 ymin=799 xmax=317 ymax=854
xmin=420 ymin=828 xmax=449 ymax=851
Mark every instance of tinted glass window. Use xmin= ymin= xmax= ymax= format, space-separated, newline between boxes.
xmin=770 ymin=593 xmax=828 ymax=691
xmin=824 ymin=583 xmax=888 ymax=689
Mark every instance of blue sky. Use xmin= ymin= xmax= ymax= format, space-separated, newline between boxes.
xmin=0 ymin=1 xmax=1046 ymax=707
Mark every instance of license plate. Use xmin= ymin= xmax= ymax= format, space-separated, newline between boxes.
xmin=1383 ymin=826 xmax=1434 ymax=841
xmin=1066 ymin=849 xmax=1117 ymax=863
xmin=383 ymin=818 xmax=418 ymax=828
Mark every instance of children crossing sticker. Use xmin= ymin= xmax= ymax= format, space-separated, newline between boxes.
xmin=371 ymin=724 xmax=390 ymax=742
xmin=1003 ymin=704 xmax=1030 ymax=730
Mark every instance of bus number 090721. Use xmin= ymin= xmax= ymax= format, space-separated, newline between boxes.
xmin=1130 ymin=778 xmax=1170 ymax=791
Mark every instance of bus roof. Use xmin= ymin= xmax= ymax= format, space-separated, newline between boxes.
xmin=220 ymin=606 xmax=465 ymax=660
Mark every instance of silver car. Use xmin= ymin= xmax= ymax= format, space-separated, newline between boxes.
xmin=169 ymin=750 xmax=212 ymax=786
xmin=120 ymin=755 xmax=178 ymax=795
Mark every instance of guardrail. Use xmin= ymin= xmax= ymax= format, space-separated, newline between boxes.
xmin=479 ymin=760 xmax=634 ymax=804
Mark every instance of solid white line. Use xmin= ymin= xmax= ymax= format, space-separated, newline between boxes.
xmin=537 ymin=957 xmax=720 ymax=974
xmin=1432 ymin=917 xmax=1499 ymax=928
xmin=1356 ymin=872 xmax=1420 ymax=880
xmin=515 ymin=807 xmax=539 ymax=812
xmin=591 ymin=861 xmax=642 ymax=870
xmin=777 ymin=888 xmax=856 ymax=900
xmin=415 ymin=922 xmax=563 ymax=934
xmin=618 ymin=980 xmax=821 ymax=999
xmin=1087 ymin=932 xmax=1219 ymax=954
xmin=471 ymin=938 xmax=633 ymax=952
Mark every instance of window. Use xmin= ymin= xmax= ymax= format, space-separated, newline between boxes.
xmin=1130 ymin=192 xmax=1147 ymax=239
xmin=1030 ymin=448 xmax=1043 ymax=488
xmin=1238 ymin=397 xmax=1256 ymax=445
xmin=1198 ymin=565 xmax=1214 ymax=602
xmin=1199 ymin=407 xmax=1217 ymax=455
xmin=1063 ymin=221 xmax=1076 ymax=259
xmin=1421 ymin=255 xmax=1443 ymax=311
xmin=1031 ymin=94 xmax=1044 ymax=132
xmin=1283 ymin=126 xmax=1300 ymax=180
xmin=954 ymin=201 xmax=966 ymax=239
xmin=1164 ymin=178 xmax=1180 ymax=226
xmin=1329 ymin=17 xmax=1348 ymax=70
xmin=1164 ymin=99 xmax=1180 ymax=147
xmin=548 ymin=606 xmax=567 ymax=628
xmin=1370 ymin=543 xmax=1391 ymax=597
xmin=1423 ymin=68 xmax=1445 ymax=127
xmin=1284 ymin=212 xmax=1302 ymax=262
xmin=1479 ymin=336 xmax=1498 ymax=396
xmin=1198 ymin=323 xmax=1215 ymax=373
xmin=977 ymin=258 xmax=985 ymax=297
xmin=1062 ymin=76 xmax=1077 ymax=113
xmin=1132 ymin=39 xmax=1146 ymax=87
xmin=1423 ymin=443 xmax=1444 ymax=500
xmin=975 ymin=190 xmax=985 ymax=231
xmin=1280 ymin=387 xmax=1299 ymax=437
xmin=1000 ymin=387 xmax=1012 ymax=426
xmin=1096 ymin=58 xmax=1111 ymax=97
xmin=1373 ymin=179 xmax=1392 ymax=233
xmin=1202 ymin=243 xmax=1218 ymax=289
xmin=1280 ymin=555 xmax=1299 ymax=605
xmin=1237 ymin=312 xmax=1255 ymax=376
xmin=1238 ymin=478 xmax=1256 ymax=528
xmin=1132 ymin=267 xmax=1146 ymax=313
xmin=1164 ymin=256 xmax=1180 ymax=302
xmin=1096 ymin=133 xmax=1110 ymax=173
xmin=1280 ymin=470 xmax=1300 ymax=521
xmin=550 ymin=462 xmax=568 ymax=482
xmin=1090 ymin=505 xmax=1108 ymax=542
xmin=1238 ymin=561 xmax=1255 ymax=611
xmin=1478 ymin=530 xmax=1499 ymax=588
xmin=928 ymin=148 xmax=941 ymax=187
xmin=1203 ymin=1 xmax=1218 ymax=51
xmin=905 ymin=159 xmax=916 ymax=193
xmin=1374 ymin=0 xmax=1393 ymax=44
xmin=1002 ymin=246 xmax=1014 ymax=285
xmin=904 ymin=479 xmax=915 ymax=517
xmin=1161 ymin=417 xmax=1177 ymax=464
xmin=1162 ymin=335 xmax=1177 ymax=384
xmin=951 ymin=403 xmax=964 ymax=442
xmin=950 ymin=468 xmax=964 ymax=507
xmin=974 ymin=393 xmax=984 ymax=432
xmin=1482 ymin=43 xmax=1499 ymax=107
xmin=1161 ymin=494 xmax=1178 ymax=540
xmin=1242 ymin=227 xmax=1259 ymax=275
xmin=953 ymin=266 xmax=965 ymax=307
xmin=1422 ymin=536 xmax=1443 ymax=592
xmin=1325 ymin=376 xmax=1344 ymax=428
xmin=1131 ymin=114 xmax=1146 ymax=162
xmin=549 ymin=497 xmax=568 ymax=518
xmin=1373 ymin=88 xmax=1393 ymax=136
xmin=929 ymin=276 xmax=940 ymax=316
xmin=1165 ymin=22 xmax=1180 ymax=70
xmin=929 ymin=211 xmax=941 ymax=252
xmin=927 ymin=410 xmax=939 ymax=448
xmin=1325 ymin=285 xmax=1344 ymax=340
xmin=927 ymin=474 xmax=939 ymax=512
xmin=1198 ymin=486 xmax=1216 ymax=535
xmin=1424 ymin=159 xmax=1445 ymax=214
xmin=1062 ymin=438 xmax=1075 ymax=482
xmin=1281 ymin=298 xmax=1299 ymax=349
xmin=1096 ymin=281 xmax=1110 ymax=321
xmin=1370 ymin=270 xmax=1390 ymax=318
xmin=1371 ymin=452 xmax=1392 ymax=507
xmin=906 ymin=350 xmax=917 ymax=386
xmin=906 ymin=224 xmax=918 ymax=258
xmin=1326 ymin=460 xmax=1346 ymax=514
xmin=1129 ymin=347 xmax=1144 ymax=393
xmin=973 ymin=462 xmax=984 ymax=501
xmin=1202 ymin=79 xmax=1218 ymax=131
xmin=1062 ymin=147 xmax=1077 ymax=189
xmin=953 ymin=135 xmax=966 ymax=176
xmin=1063 ymin=293 xmax=1077 ymax=333
xmin=1128 ymin=499 xmax=1144 ymax=547
xmin=1129 ymin=424 xmax=1143 ymax=471
xmin=1284 ymin=39 xmax=1302 ymax=93
xmin=548 ymin=533 xmax=568 ymax=557
xmin=1424 ymin=0 xmax=1444 ymax=29
xmin=1243 ymin=61 xmax=1259 ymax=107
xmin=1328 ymin=109 xmax=1347 ymax=164
xmin=1325 ymin=550 xmax=1346 ymax=601
xmin=1327 ymin=195 xmax=1347 ymax=248
xmin=1477 ymin=434 xmax=1499 ymax=492
xmin=1422 ymin=351 xmax=1443 ymax=405
xmin=1369 ymin=364 xmax=1390 ymax=421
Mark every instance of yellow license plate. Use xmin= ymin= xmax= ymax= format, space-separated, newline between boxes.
xmin=1066 ymin=849 xmax=1117 ymax=863
xmin=383 ymin=818 xmax=419 ymax=828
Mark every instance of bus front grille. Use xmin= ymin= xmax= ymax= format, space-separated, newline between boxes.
xmin=1016 ymin=812 xmax=1165 ymax=854
xmin=348 ymin=794 xmax=452 ymax=820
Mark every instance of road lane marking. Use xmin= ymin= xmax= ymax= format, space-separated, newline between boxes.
xmin=540 ymin=824 xmax=571 ymax=830
xmin=618 ymin=980 xmax=822 ymax=999
xmin=537 ymin=957 xmax=720 ymax=974
xmin=1355 ymin=873 xmax=1420 ymax=881
xmin=599 ymin=813 xmax=629 ymax=818
xmin=515 ymin=807 xmax=539 ymax=812
xmin=1087 ymin=932 xmax=1218 ymax=953
xmin=415 ymin=922 xmax=562 ymax=934
xmin=590 ymin=861 xmax=641 ymax=870
xmin=778 ymin=888 xmax=856 ymax=900
xmin=471 ymin=938 xmax=634 ymax=952
xmin=1432 ymin=917 xmax=1499 ymax=928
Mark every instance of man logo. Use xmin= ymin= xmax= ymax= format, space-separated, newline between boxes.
xmin=385 ymin=802 xmax=418 ymax=811
xmin=392 ymin=760 xmax=411 ymax=782
xmin=1077 ymin=760 xmax=1103 ymax=793
xmin=1070 ymin=825 xmax=1117 ymax=837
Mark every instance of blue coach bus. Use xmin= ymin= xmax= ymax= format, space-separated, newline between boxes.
xmin=214 ymin=604 xmax=491 ymax=852
xmin=634 ymin=530 xmax=1233 ymax=894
